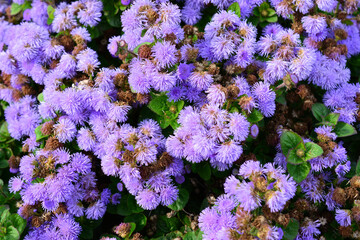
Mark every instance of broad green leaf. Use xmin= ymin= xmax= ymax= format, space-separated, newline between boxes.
xmin=141 ymin=29 xmax=148 ymax=37
xmin=35 ymin=125 xmax=48 ymax=142
xmin=184 ymin=230 xmax=203 ymax=240
xmin=37 ymin=93 xmax=44 ymax=103
xmin=170 ymin=120 xmax=180 ymax=130
xmin=198 ymin=163 xmax=211 ymax=181
xmin=0 ymin=205 xmax=9 ymax=223
xmin=0 ymin=122 xmax=10 ymax=142
xmin=356 ymin=158 xmax=360 ymax=176
xmin=157 ymin=115 xmax=172 ymax=129
xmin=168 ymin=188 xmax=189 ymax=211
xmin=266 ymin=15 xmax=278 ymax=23
xmin=0 ymin=206 xmax=10 ymax=224
xmin=287 ymin=162 xmax=311 ymax=183
xmin=47 ymin=5 xmax=55 ymax=25
xmin=148 ymin=94 xmax=168 ymax=116
xmin=127 ymin=195 xmax=144 ymax=214
xmin=124 ymin=213 xmax=147 ymax=232
xmin=116 ymin=194 xmax=131 ymax=216
xmin=0 ymin=160 xmax=9 ymax=169
xmin=267 ymin=8 xmax=276 ymax=16
xmin=157 ymin=215 xmax=181 ymax=234
xmin=304 ymin=142 xmax=323 ymax=161
xmin=323 ymin=113 xmax=340 ymax=126
xmin=128 ymin=222 xmax=136 ymax=238
xmin=280 ymin=131 xmax=303 ymax=157
xmin=247 ymin=109 xmax=264 ymax=123
xmin=287 ymin=148 xmax=305 ymax=165
xmin=334 ymin=121 xmax=357 ymax=137
xmin=6 ymin=226 xmax=20 ymax=240
xmin=8 ymin=214 xmax=26 ymax=234
xmin=311 ymin=103 xmax=330 ymax=122
xmin=227 ymin=2 xmax=241 ymax=17
xmin=283 ymin=219 xmax=300 ymax=240
xmin=22 ymin=1 xmax=31 ymax=10
xmin=10 ymin=3 xmax=22 ymax=15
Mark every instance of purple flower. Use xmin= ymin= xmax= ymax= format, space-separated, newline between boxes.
xmin=152 ymin=41 xmax=177 ymax=69
xmin=228 ymin=112 xmax=250 ymax=141
xmin=86 ymin=200 xmax=106 ymax=220
xmin=9 ymin=177 xmax=23 ymax=193
xmin=188 ymin=71 xmax=213 ymax=91
xmin=215 ymin=140 xmax=243 ymax=165
xmin=53 ymin=214 xmax=82 ymax=240
xmin=77 ymin=128 xmax=96 ymax=151
xmin=159 ymin=185 xmax=178 ymax=205
xmin=76 ymin=48 xmax=100 ymax=75
xmin=250 ymin=124 xmax=259 ymax=138
xmin=252 ymin=82 xmax=276 ymax=117
xmin=135 ymin=189 xmax=160 ymax=210
xmin=71 ymin=27 xmax=91 ymax=42
xmin=54 ymin=117 xmax=77 ymax=143
xmin=177 ymin=63 xmax=194 ymax=81
xmin=77 ymin=0 xmax=103 ymax=27
xmin=57 ymin=53 xmax=77 ymax=79
xmin=206 ymin=84 xmax=226 ymax=106
xmin=107 ymin=36 xmax=122 ymax=57
xmin=70 ymin=153 xmax=92 ymax=175
xmin=152 ymin=71 xmax=177 ymax=92
xmin=302 ymin=16 xmax=327 ymax=36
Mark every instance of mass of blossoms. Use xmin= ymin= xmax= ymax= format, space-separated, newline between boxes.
xmin=0 ymin=0 xmax=359 ymax=239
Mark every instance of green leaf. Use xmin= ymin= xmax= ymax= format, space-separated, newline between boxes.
xmin=37 ymin=93 xmax=44 ymax=103
xmin=127 ymin=195 xmax=144 ymax=214
xmin=157 ymin=216 xmax=181 ymax=234
xmin=141 ymin=29 xmax=148 ymax=37
xmin=334 ymin=121 xmax=357 ymax=137
xmin=35 ymin=125 xmax=48 ymax=142
xmin=8 ymin=214 xmax=26 ymax=234
xmin=280 ymin=131 xmax=303 ymax=157
xmin=311 ymin=103 xmax=330 ymax=122
xmin=304 ymin=142 xmax=323 ymax=161
xmin=6 ymin=226 xmax=20 ymax=240
xmin=287 ymin=143 xmax=306 ymax=165
xmin=267 ymin=8 xmax=276 ymax=16
xmin=323 ymin=113 xmax=340 ymax=126
xmin=0 ymin=160 xmax=9 ymax=169
xmin=133 ymin=42 xmax=152 ymax=54
xmin=168 ymin=188 xmax=189 ymax=211
xmin=47 ymin=5 xmax=55 ymax=25
xmin=227 ymin=2 xmax=241 ymax=17
xmin=116 ymin=194 xmax=132 ymax=216
xmin=247 ymin=109 xmax=264 ymax=123
xmin=287 ymin=162 xmax=311 ymax=183
xmin=22 ymin=1 xmax=31 ymax=10
xmin=266 ymin=15 xmax=278 ymax=23
xmin=283 ymin=219 xmax=300 ymax=240
xmin=170 ymin=120 xmax=180 ymax=130
xmin=124 ymin=213 xmax=147 ymax=232
xmin=356 ymin=158 xmax=360 ymax=176
xmin=0 ymin=205 xmax=10 ymax=224
xmin=148 ymin=94 xmax=168 ymax=116
xmin=0 ymin=122 xmax=10 ymax=142
xmin=184 ymin=230 xmax=203 ymax=240
xmin=342 ymin=19 xmax=354 ymax=26
xmin=10 ymin=3 xmax=22 ymax=15
xmin=198 ymin=163 xmax=211 ymax=181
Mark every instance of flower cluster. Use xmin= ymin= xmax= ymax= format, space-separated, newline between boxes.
xmin=166 ymin=104 xmax=250 ymax=170
xmin=199 ymin=160 xmax=296 ymax=239
xmin=100 ymin=119 xmax=184 ymax=210
xmin=0 ymin=0 xmax=360 ymax=239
